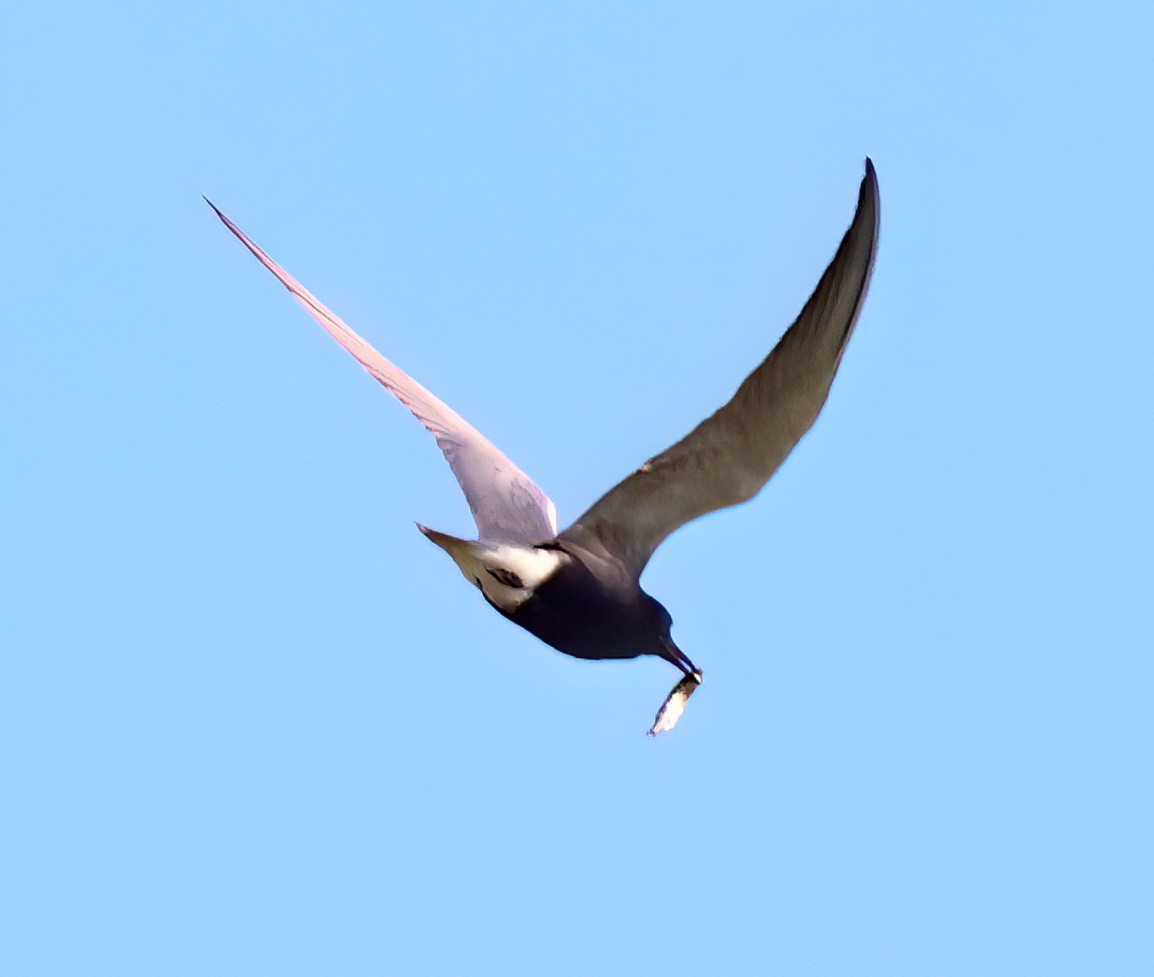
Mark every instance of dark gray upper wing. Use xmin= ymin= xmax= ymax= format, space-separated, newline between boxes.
xmin=208 ymin=202 xmax=558 ymax=545
xmin=559 ymin=159 xmax=879 ymax=575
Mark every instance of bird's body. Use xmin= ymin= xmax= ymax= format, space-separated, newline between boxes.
xmin=208 ymin=159 xmax=880 ymax=734
xmin=418 ymin=528 xmax=667 ymax=663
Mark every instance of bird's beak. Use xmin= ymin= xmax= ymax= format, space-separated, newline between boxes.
xmin=660 ymin=635 xmax=701 ymax=682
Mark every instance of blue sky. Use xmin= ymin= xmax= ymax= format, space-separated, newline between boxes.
xmin=4 ymin=1 xmax=1153 ymax=974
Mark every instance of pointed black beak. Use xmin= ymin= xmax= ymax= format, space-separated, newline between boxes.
xmin=660 ymin=636 xmax=702 ymax=683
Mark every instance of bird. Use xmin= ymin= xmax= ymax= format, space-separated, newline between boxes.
xmin=207 ymin=158 xmax=879 ymax=735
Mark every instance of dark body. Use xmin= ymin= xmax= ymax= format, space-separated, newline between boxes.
xmin=503 ymin=543 xmax=664 ymax=662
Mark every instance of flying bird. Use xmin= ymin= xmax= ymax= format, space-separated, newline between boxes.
xmin=208 ymin=159 xmax=879 ymax=734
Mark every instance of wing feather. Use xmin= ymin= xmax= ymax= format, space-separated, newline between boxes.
xmin=559 ymin=159 xmax=879 ymax=574
xmin=208 ymin=201 xmax=558 ymax=544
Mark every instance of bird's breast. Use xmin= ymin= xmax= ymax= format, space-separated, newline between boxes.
xmin=507 ymin=555 xmax=648 ymax=661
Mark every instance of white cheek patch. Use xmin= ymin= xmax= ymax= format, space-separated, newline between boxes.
xmin=433 ymin=538 xmax=565 ymax=613
xmin=476 ymin=545 xmax=565 ymax=611
xmin=488 ymin=545 xmax=565 ymax=591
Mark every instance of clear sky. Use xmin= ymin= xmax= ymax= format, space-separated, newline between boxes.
xmin=4 ymin=1 xmax=1152 ymax=974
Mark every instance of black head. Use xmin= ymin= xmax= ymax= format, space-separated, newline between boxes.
xmin=641 ymin=593 xmax=701 ymax=681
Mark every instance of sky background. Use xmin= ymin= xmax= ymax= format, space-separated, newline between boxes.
xmin=4 ymin=1 xmax=1153 ymax=974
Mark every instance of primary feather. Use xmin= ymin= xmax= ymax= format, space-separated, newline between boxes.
xmin=559 ymin=160 xmax=879 ymax=575
xmin=206 ymin=201 xmax=558 ymax=545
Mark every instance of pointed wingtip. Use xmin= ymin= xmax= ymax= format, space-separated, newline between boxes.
xmin=861 ymin=157 xmax=879 ymax=199
xmin=852 ymin=158 xmax=881 ymax=250
xmin=203 ymin=197 xmax=248 ymax=241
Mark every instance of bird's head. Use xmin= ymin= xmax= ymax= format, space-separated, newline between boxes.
xmin=641 ymin=594 xmax=702 ymax=683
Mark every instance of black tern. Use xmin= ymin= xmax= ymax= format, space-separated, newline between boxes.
xmin=208 ymin=158 xmax=879 ymax=734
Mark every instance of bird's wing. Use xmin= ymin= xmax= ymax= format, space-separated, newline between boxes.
xmin=558 ymin=159 xmax=879 ymax=576
xmin=208 ymin=202 xmax=558 ymax=545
